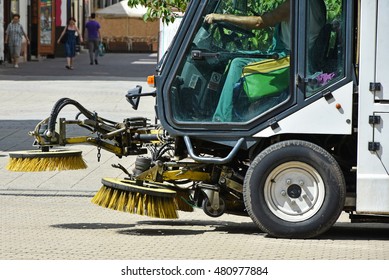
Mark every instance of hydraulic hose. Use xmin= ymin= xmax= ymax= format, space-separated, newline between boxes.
xmin=47 ymin=98 xmax=97 ymax=136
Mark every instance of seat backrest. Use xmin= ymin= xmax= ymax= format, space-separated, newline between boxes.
xmin=309 ymin=21 xmax=342 ymax=74
xmin=309 ymin=23 xmax=332 ymax=73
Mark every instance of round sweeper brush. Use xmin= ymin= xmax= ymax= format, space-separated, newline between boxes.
xmin=143 ymin=181 xmax=194 ymax=213
xmin=92 ymin=178 xmax=179 ymax=219
xmin=6 ymin=149 xmax=87 ymax=172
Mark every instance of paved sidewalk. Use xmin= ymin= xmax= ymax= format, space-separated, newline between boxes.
xmin=0 ymin=52 xmax=157 ymax=195
xmin=0 ymin=51 xmax=158 ymax=81
xmin=2 ymin=195 xmax=389 ymax=260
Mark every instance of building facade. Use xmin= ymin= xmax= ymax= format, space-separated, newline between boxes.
xmin=1 ymin=0 xmax=155 ymax=63
xmin=1 ymin=0 xmax=86 ymax=60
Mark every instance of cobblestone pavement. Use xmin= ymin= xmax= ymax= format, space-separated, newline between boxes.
xmin=1 ymin=194 xmax=389 ymax=260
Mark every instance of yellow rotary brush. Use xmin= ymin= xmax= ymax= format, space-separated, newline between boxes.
xmin=6 ymin=149 xmax=87 ymax=172
xmin=172 ymin=188 xmax=194 ymax=212
xmin=92 ymin=178 xmax=179 ymax=219
xmin=144 ymin=181 xmax=194 ymax=213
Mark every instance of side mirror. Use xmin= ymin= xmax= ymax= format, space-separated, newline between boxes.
xmin=233 ymin=0 xmax=247 ymax=13
xmin=126 ymin=86 xmax=142 ymax=110
xmin=126 ymin=85 xmax=156 ymax=110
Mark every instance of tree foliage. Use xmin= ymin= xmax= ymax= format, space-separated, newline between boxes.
xmin=127 ymin=0 xmax=189 ymax=24
xmin=128 ymin=0 xmax=343 ymax=26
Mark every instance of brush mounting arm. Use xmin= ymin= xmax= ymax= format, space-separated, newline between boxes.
xmin=30 ymin=97 xmax=173 ymax=158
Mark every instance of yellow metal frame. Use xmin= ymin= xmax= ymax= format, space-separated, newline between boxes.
xmin=136 ymin=164 xmax=211 ymax=182
xmin=65 ymin=137 xmax=123 ymax=155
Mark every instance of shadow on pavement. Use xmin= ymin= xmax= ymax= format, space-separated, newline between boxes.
xmin=118 ymin=228 xmax=207 ymax=236
xmin=0 ymin=120 xmax=39 ymax=152
xmin=259 ymin=222 xmax=389 ymax=241
xmin=51 ymin=223 xmax=135 ymax=230
xmin=46 ymin=214 xmax=389 ymax=239
xmin=126 ymin=220 xmax=261 ymax=236
xmin=318 ymin=222 xmax=389 ymax=241
xmin=0 ymin=120 xmax=94 ymax=152
xmin=136 ymin=218 xmax=389 ymax=239
xmin=50 ymin=219 xmax=262 ymax=236
xmin=138 ymin=219 xmax=262 ymax=235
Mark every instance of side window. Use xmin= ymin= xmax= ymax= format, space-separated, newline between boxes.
xmin=305 ymin=0 xmax=346 ymax=97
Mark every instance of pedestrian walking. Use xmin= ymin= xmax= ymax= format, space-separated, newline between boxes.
xmin=85 ymin=13 xmax=101 ymax=65
xmin=5 ymin=14 xmax=30 ymax=68
xmin=57 ymin=17 xmax=83 ymax=70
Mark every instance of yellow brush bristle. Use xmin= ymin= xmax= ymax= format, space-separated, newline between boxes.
xmin=6 ymin=156 xmax=87 ymax=172
xmin=91 ymin=186 xmax=110 ymax=205
xmin=91 ymin=185 xmax=178 ymax=219
xmin=116 ymin=191 xmax=127 ymax=212
xmin=174 ymin=189 xmax=194 ymax=212
xmin=138 ymin=181 xmax=193 ymax=213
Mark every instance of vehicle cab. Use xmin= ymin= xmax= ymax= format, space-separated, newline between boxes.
xmin=155 ymin=0 xmax=354 ymax=142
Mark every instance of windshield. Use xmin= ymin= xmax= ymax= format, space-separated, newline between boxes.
xmin=167 ymin=0 xmax=290 ymax=123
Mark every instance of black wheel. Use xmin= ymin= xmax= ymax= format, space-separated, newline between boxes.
xmin=202 ymin=197 xmax=226 ymax=218
xmin=243 ymin=140 xmax=346 ymax=238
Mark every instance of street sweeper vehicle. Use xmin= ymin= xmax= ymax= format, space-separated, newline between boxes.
xmin=7 ymin=0 xmax=389 ymax=238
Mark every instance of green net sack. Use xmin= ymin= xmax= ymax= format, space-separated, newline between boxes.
xmin=242 ymin=56 xmax=290 ymax=102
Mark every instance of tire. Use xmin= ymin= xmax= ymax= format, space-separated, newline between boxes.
xmin=243 ymin=140 xmax=346 ymax=238
xmin=202 ymin=197 xmax=226 ymax=218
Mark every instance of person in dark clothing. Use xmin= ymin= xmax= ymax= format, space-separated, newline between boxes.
xmin=57 ymin=17 xmax=83 ymax=70
xmin=85 ymin=13 xmax=101 ymax=65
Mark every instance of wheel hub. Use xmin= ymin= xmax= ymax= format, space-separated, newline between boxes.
xmin=264 ymin=161 xmax=325 ymax=222
xmin=287 ymin=184 xmax=302 ymax=199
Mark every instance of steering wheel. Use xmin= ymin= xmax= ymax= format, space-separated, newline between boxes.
xmin=210 ymin=21 xmax=255 ymax=50
xmin=216 ymin=21 xmax=255 ymax=37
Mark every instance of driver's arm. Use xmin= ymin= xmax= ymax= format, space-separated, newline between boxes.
xmin=204 ymin=0 xmax=289 ymax=30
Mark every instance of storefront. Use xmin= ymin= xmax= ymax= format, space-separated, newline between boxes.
xmin=1 ymin=0 xmax=85 ymax=60
xmin=37 ymin=0 xmax=55 ymax=55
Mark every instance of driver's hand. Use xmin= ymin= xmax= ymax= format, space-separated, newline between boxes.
xmin=204 ymin=13 xmax=223 ymax=24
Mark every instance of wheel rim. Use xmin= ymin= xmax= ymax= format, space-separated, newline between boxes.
xmin=263 ymin=161 xmax=325 ymax=222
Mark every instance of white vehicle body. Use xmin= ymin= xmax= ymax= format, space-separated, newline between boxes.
xmin=356 ymin=0 xmax=389 ymax=213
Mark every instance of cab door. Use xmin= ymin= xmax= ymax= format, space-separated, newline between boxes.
xmin=157 ymin=0 xmax=296 ymax=138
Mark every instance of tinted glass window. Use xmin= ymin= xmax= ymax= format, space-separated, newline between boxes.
xmin=168 ymin=0 xmax=291 ymax=123
xmin=305 ymin=0 xmax=346 ymax=97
